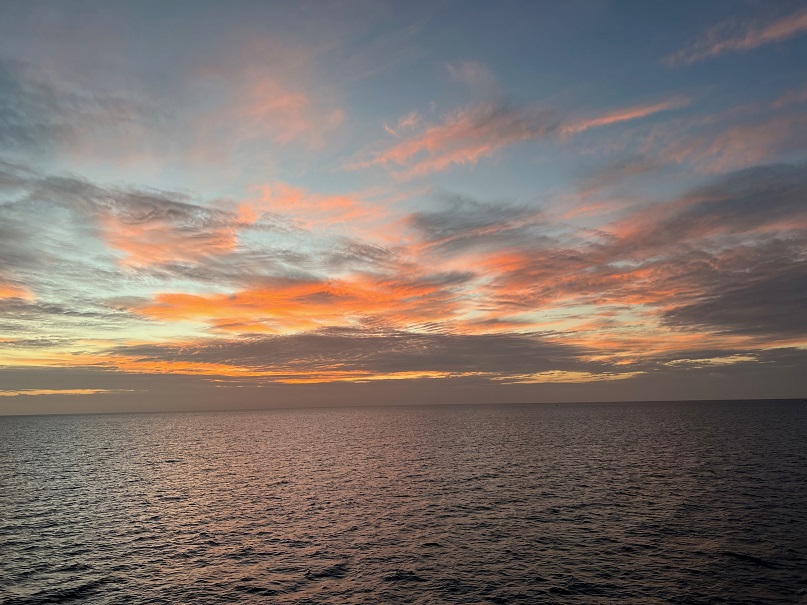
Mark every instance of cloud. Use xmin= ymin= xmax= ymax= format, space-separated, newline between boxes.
xmin=447 ymin=61 xmax=499 ymax=97
xmin=0 ymin=161 xmax=314 ymax=282
xmin=105 ymin=327 xmax=609 ymax=382
xmin=0 ymin=58 xmax=156 ymax=157
xmin=661 ymin=239 xmax=807 ymax=337
xmin=406 ymin=193 xmax=552 ymax=256
xmin=411 ymin=164 xmax=807 ymax=348
xmin=0 ymin=161 xmax=423 ymax=344
xmin=127 ymin=268 xmax=475 ymax=335
xmin=667 ymin=6 xmax=807 ymax=65
xmin=0 ymin=388 xmax=129 ymax=397
xmin=244 ymin=182 xmax=384 ymax=231
xmin=1 ymin=155 xmax=805 ymax=395
xmin=352 ymin=101 xmax=558 ymax=176
xmin=608 ymin=163 xmax=807 ymax=252
xmin=772 ymin=85 xmax=807 ymax=109
xmin=190 ymin=66 xmax=345 ymax=158
xmin=353 ymin=95 xmax=688 ymax=177
xmin=656 ymin=111 xmax=807 ymax=174
xmin=608 ymin=165 xmax=807 ymax=342
xmin=18 ymin=161 xmax=797 ymax=354
xmin=0 ymin=283 xmax=32 ymax=299
xmin=0 ymin=297 xmax=119 ymax=321
xmin=0 ymin=28 xmax=346 ymax=169
xmin=6 ymin=169 xmax=253 ymax=268
xmin=561 ymin=97 xmax=691 ymax=136
xmin=383 ymin=111 xmax=422 ymax=137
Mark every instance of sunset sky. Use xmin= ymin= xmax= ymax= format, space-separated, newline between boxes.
xmin=1 ymin=0 xmax=806 ymax=413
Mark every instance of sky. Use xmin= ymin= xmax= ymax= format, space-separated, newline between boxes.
xmin=1 ymin=0 xmax=806 ymax=414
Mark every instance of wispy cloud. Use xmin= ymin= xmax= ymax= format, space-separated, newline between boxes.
xmin=0 ymin=58 xmax=155 ymax=157
xmin=659 ymin=112 xmax=807 ymax=174
xmin=351 ymin=101 xmax=557 ymax=177
xmin=667 ymin=6 xmax=807 ymax=65
xmin=405 ymin=194 xmax=553 ymax=258
xmin=353 ymin=95 xmax=688 ymax=177
xmin=244 ymin=182 xmax=384 ymax=231
xmin=383 ymin=111 xmax=422 ymax=137
xmin=191 ymin=67 xmax=345 ymax=159
xmin=561 ymin=98 xmax=691 ymax=136
xmin=446 ymin=61 xmax=500 ymax=97
xmin=0 ymin=388 xmax=130 ymax=397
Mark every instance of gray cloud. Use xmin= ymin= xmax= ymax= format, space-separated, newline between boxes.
xmin=653 ymin=163 xmax=807 ymax=242
xmin=662 ymin=240 xmax=807 ymax=337
xmin=0 ymin=58 xmax=155 ymax=155
xmin=408 ymin=193 xmax=554 ymax=255
xmin=111 ymin=327 xmax=603 ymax=377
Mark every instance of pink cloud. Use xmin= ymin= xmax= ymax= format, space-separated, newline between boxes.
xmin=245 ymin=182 xmax=385 ymax=231
xmin=667 ymin=6 xmax=807 ymax=65
xmin=657 ymin=112 xmax=807 ymax=173
xmin=100 ymin=210 xmax=240 ymax=268
xmin=353 ymin=97 xmax=689 ymax=177
xmin=561 ymin=98 xmax=691 ymax=136
xmin=383 ymin=111 xmax=423 ymax=137
xmin=351 ymin=102 xmax=556 ymax=176
xmin=191 ymin=69 xmax=345 ymax=160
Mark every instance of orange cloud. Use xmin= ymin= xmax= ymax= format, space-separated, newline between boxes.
xmin=0 ymin=283 xmax=33 ymax=300
xmin=0 ymin=388 xmax=129 ymax=397
xmin=495 ymin=370 xmax=644 ymax=384
xmin=131 ymin=274 xmax=464 ymax=334
xmin=101 ymin=212 xmax=239 ymax=267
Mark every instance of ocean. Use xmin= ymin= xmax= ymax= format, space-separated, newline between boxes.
xmin=1 ymin=400 xmax=805 ymax=604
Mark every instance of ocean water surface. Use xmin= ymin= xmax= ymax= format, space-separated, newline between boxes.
xmin=1 ymin=400 xmax=806 ymax=604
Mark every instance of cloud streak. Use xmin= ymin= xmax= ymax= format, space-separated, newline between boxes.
xmin=561 ymin=98 xmax=691 ymax=136
xmin=354 ymin=95 xmax=689 ymax=177
xmin=352 ymin=102 xmax=557 ymax=176
xmin=667 ymin=6 xmax=807 ymax=65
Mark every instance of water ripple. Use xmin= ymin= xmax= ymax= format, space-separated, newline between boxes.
xmin=1 ymin=400 xmax=806 ymax=604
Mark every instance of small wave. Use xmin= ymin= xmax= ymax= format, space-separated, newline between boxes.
xmin=10 ymin=577 xmax=113 ymax=604
xmin=235 ymin=584 xmax=282 ymax=596
xmin=383 ymin=570 xmax=426 ymax=583
xmin=721 ymin=550 xmax=777 ymax=568
xmin=305 ymin=563 xmax=348 ymax=580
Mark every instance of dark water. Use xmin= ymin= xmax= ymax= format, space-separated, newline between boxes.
xmin=1 ymin=401 xmax=806 ymax=604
